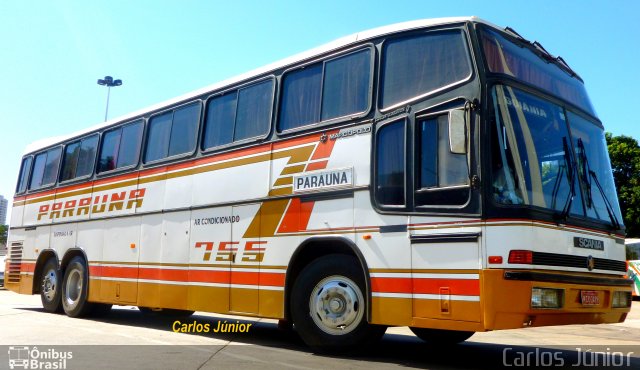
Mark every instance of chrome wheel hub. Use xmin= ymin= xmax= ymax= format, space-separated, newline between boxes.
xmin=42 ymin=270 xmax=57 ymax=302
xmin=310 ymin=275 xmax=364 ymax=335
xmin=64 ymin=269 xmax=83 ymax=309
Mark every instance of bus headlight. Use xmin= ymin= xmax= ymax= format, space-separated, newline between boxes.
xmin=531 ymin=288 xmax=564 ymax=309
xmin=612 ymin=291 xmax=631 ymax=308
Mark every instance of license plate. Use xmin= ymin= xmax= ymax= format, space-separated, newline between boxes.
xmin=581 ymin=290 xmax=600 ymax=306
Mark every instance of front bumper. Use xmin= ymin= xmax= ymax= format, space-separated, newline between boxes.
xmin=482 ymin=269 xmax=632 ymax=330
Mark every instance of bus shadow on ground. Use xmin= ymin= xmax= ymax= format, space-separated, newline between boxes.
xmin=16 ymin=306 xmax=640 ymax=369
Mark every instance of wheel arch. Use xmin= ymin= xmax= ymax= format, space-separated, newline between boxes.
xmin=32 ymin=250 xmax=60 ymax=294
xmin=284 ymin=236 xmax=372 ymax=322
xmin=60 ymin=248 xmax=89 ymax=274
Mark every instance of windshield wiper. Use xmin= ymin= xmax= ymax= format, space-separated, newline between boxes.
xmin=576 ymin=139 xmax=621 ymax=230
xmin=554 ymin=137 xmax=576 ymax=222
xmin=504 ymin=26 xmax=525 ymax=40
xmin=555 ymin=56 xmax=578 ymax=78
xmin=532 ymin=41 xmax=554 ymax=61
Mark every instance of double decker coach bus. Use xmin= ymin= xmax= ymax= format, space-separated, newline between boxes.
xmin=4 ymin=17 xmax=633 ymax=351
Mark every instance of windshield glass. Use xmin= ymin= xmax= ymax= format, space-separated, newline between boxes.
xmin=491 ymin=85 xmax=623 ymax=227
xmin=480 ymin=27 xmax=596 ymax=116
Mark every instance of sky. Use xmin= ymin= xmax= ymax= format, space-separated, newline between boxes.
xmin=0 ymin=0 xmax=638 ymax=221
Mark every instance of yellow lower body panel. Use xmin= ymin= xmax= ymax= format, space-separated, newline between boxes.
xmin=87 ymin=278 xmax=284 ymax=319
xmin=371 ymin=296 xmax=482 ymax=329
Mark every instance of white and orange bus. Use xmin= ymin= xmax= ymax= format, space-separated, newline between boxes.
xmin=4 ymin=17 xmax=633 ymax=352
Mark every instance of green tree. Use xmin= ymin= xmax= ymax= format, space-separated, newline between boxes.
xmin=0 ymin=224 xmax=7 ymax=246
xmin=606 ymin=133 xmax=640 ymax=237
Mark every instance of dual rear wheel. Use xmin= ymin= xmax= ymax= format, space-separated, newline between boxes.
xmin=40 ymin=257 xmax=111 ymax=317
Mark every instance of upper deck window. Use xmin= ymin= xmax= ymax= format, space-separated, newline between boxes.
xmin=203 ymin=79 xmax=273 ymax=150
xmin=98 ymin=120 xmax=143 ymax=173
xmin=60 ymin=134 xmax=99 ymax=182
xmin=145 ymin=103 xmax=201 ymax=163
xmin=29 ymin=147 xmax=62 ymax=191
xmin=380 ymin=30 xmax=472 ymax=109
xmin=278 ymin=48 xmax=371 ymax=132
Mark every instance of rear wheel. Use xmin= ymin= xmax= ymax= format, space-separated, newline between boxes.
xmin=291 ymin=254 xmax=386 ymax=352
xmin=409 ymin=327 xmax=474 ymax=345
xmin=61 ymin=256 xmax=93 ymax=317
xmin=40 ymin=258 xmax=62 ymax=313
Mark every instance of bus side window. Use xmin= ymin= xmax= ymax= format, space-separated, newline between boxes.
xmin=278 ymin=48 xmax=371 ymax=132
xmin=375 ymin=120 xmax=406 ymax=207
xmin=60 ymin=134 xmax=98 ymax=182
xmin=415 ymin=115 xmax=469 ymax=207
xmin=202 ymin=79 xmax=273 ymax=150
xmin=98 ymin=120 xmax=143 ymax=173
xmin=380 ymin=30 xmax=472 ymax=109
xmin=28 ymin=147 xmax=62 ymax=191
xmin=145 ymin=103 xmax=200 ymax=163
xmin=16 ymin=156 xmax=33 ymax=194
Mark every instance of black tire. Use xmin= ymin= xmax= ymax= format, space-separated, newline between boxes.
xmin=61 ymin=256 xmax=93 ymax=317
xmin=409 ymin=327 xmax=474 ymax=345
xmin=40 ymin=258 xmax=62 ymax=313
xmin=291 ymin=254 xmax=386 ymax=353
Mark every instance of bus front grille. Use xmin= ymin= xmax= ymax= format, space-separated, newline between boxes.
xmin=7 ymin=242 xmax=23 ymax=283
xmin=532 ymin=251 xmax=627 ymax=272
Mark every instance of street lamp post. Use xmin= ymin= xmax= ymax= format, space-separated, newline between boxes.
xmin=97 ymin=75 xmax=123 ymax=122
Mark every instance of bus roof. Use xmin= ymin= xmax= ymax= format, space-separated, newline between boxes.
xmin=24 ymin=16 xmax=495 ymax=155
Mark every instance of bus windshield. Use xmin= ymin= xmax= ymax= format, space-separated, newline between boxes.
xmin=480 ymin=27 xmax=596 ymax=116
xmin=490 ymin=85 xmax=623 ymax=228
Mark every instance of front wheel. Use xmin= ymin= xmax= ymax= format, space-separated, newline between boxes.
xmin=410 ymin=327 xmax=474 ymax=345
xmin=61 ymin=256 xmax=93 ymax=317
xmin=291 ymin=254 xmax=386 ymax=352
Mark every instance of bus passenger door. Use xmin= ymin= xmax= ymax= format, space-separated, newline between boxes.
xmin=229 ymin=204 xmax=262 ymax=314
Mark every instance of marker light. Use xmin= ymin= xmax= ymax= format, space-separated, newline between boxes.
xmin=508 ymin=250 xmax=533 ymax=264
xmin=488 ymin=256 xmax=503 ymax=264
xmin=531 ymin=288 xmax=564 ymax=309
xmin=612 ymin=291 xmax=632 ymax=308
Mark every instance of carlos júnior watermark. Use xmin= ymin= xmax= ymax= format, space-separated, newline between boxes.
xmin=503 ymin=347 xmax=635 ymax=367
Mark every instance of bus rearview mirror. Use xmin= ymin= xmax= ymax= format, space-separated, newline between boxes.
xmin=449 ymin=109 xmax=467 ymax=154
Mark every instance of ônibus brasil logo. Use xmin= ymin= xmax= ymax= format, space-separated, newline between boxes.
xmin=8 ymin=346 xmax=72 ymax=369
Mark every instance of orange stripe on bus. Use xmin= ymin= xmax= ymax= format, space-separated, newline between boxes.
xmin=370 ymin=277 xmax=480 ymax=296
xmin=88 ymin=265 xmax=285 ymax=287
xmin=310 ymin=137 xmax=337 ymax=161
xmin=370 ymin=277 xmax=412 ymax=293
xmin=19 ymin=263 xmax=35 ymax=273
xmin=305 ymin=160 xmax=328 ymax=171
xmin=413 ymin=278 xmax=480 ymax=296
